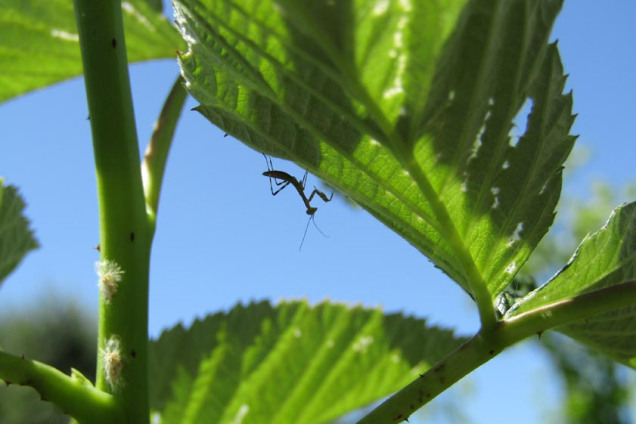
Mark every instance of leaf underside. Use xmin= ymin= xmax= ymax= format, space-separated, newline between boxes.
xmin=509 ymin=202 xmax=636 ymax=367
xmin=149 ymin=300 xmax=464 ymax=424
xmin=174 ymin=0 xmax=575 ymax=304
xmin=0 ymin=182 xmax=39 ymax=286
xmin=0 ymin=0 xmax=182 ymax=103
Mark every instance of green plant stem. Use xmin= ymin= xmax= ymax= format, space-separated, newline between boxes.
xmin=356 ymin=280 xmax=636 ymax=424
xmin=142 ymin=75 xmax=187 ymax=230
xmin=0 ymin=351 xmax=124 ymax=423
xmin=74 ymin=0 xmax=151 ymax=423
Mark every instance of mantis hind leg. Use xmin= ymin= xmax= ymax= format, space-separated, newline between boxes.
xmin=306 ymin=187 xmax=333 ymax=204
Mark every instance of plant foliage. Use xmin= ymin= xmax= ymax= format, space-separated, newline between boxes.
xmin=174 ymin=0 xmax=575 ymax=310
xmin=509 ymin=202 xmax=636 ymax=366
xmin=0 ymin=0 xmax=181 ymax=102
xmin=0 ymin=181 xmax=38 ymax=286
xmin=149 ymin=300 xmax=463 ymax=423
xmin=1 ymin=0 xmax=635 ymax=423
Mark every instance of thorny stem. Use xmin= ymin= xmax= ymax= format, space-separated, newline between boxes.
xmin=356 ymin=280 xmax=636 ymax=424
xmin=0 ymin=351 xmax=124 ymax=423
xmin=74 ymin=0 xmax=151 ymax=422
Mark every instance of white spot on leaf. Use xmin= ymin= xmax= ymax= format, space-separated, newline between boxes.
xmin=399 ymin=0 xmax=412 ymax=12
xmin=122 ymin=2 xmax=155 ymax=30
xmin=393 ymin=26 xmax=404 ymax=49
xmin=507 ymin=222 xmax=524 ymax=247
xmin=51 ymin=29 xmax=79 ymax=42
xmin=230 ymin=405 xmax=249 ymax=424
xmin=373 ymin=0 xmax=390 ymax=15
xmin=383 ymin=16 xmax=408 ymax=99
xmin=491 ymin=187 xmax=500 ymax=209
xmin=353 ymin=336 xmax=374 ymax=353
xmin=468 ymin=137 xmax=482 ymax=161
xmin=476 ymin=125 xmax=486 ymax=145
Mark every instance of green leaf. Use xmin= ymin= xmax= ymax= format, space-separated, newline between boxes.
xmin=509 ymin=202 xmax=636 ymax=366
xmin=149 ymin=300 xmax=463 ymax=424
xmin=0 ymin=181 xmax=39 ymax=286
xmin=0 ymin=0 xmax=182 ymax=103
xmin=174 ymin=0 xmax=575 ymax=304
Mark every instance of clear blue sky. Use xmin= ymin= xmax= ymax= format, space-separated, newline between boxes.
xmin=1 ymin=2 xmax=635 ymax=423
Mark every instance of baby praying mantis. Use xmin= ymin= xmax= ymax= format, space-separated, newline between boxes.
xmin=262 ymin=154 xmax=333 ymax=249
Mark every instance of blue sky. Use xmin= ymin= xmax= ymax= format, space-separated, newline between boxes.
xmin=1 ymin=2 xmax=635 ymax=423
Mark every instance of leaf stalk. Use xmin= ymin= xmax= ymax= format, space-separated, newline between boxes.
xmin=142 ymin=75 xmax=188 ymax=230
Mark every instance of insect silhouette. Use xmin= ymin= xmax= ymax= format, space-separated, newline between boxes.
xmin=262 ymin=154 xmax=333 ymax=250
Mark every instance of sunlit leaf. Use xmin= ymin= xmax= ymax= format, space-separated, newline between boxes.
xmin=174 ymin=0 xmax=575 ymax=302
xmin=149 ymin=300 xmax=463 ymax=424
xmin=0 ymin=181 xmax=38 ymax=285
xmin=509 ymin=202 xmax=636 ymax=366
xmin=0 ymin=0 xmax=182 ymax=103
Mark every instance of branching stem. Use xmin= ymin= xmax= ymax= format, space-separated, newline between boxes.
xmin=0 ymin=351 xmax=124 ymax=423
xmin=74 ymin=0 xmax=152 ymax=422
xmin=357 ymin=280 xmax=636 ymax=424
